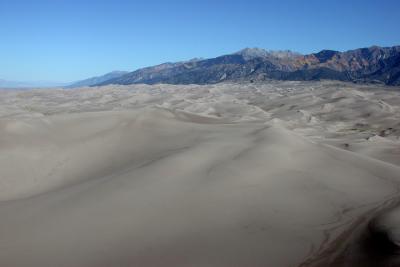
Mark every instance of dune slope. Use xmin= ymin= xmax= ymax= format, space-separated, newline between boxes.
xmin=1 ymin=81 xmax=400 ymax=267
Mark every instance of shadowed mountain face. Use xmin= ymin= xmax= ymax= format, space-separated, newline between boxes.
xmin=97 ymin=46 xmax=400 ymax=86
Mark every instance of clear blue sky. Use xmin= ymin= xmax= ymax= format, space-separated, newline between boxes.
xmin=1 ymin=0 xmax=399 ymax=82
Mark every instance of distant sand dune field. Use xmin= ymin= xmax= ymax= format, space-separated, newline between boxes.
xmin=1 ymin=81 xmax=400 ymax=266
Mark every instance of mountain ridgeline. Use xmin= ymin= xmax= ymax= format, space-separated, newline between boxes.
xmin=68 ymin=71 xmax=129 ymax=88
xmin=96 ymin=46 xmax=400 ymax=86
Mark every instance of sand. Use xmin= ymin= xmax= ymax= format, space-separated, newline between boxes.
xmin=0 ymin=81 xmax=400 ymax=266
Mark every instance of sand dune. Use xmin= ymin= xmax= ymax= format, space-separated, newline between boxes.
xmin=1 ymin=81 xmax=400 ymax=266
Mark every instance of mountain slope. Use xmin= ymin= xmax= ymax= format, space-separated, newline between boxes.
xmin=68 ymin=71 xmax=128 ymax=88
xmin=97 ymin=46 xmax=400 ymax=86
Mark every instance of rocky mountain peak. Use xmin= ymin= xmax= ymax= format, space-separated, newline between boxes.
xmin=235 ymin=47 xmax=302 ymax=60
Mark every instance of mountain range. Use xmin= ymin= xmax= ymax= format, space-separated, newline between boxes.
xmin=0 ymin=71 xmax=129 ymax=89
xmin=67 ymin=71 xmax=129 ymax=88
xmin=2 ymin=45 xmax=399 ymax=89
xmin=95 ymin=45 xmax=400 ymax=86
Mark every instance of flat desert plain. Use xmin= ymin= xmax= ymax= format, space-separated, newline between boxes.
xmin=1 ymin=81 xmax=400 ymax=267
